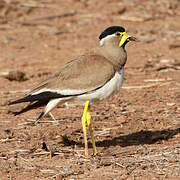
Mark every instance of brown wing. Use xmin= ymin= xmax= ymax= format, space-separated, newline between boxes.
xmin=29 ymin=53 xmax=115 ymax=95
xmin=9 ymin=53 xmax=115 ymax=106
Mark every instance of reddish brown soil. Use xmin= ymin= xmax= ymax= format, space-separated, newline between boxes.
xmin=0 ymin=0 xmax=180 ymax=179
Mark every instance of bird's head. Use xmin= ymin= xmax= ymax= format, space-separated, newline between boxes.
xmin=99 ymin=26 xmax=137 ymax=48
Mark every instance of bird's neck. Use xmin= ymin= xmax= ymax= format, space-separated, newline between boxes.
xmin=98 ymin=45 xmax=127 ymax=71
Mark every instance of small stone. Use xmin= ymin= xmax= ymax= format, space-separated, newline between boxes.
xmin=169 ymin=43 xmax=180 ymax=49
xmin=3 ymin=70 xmax=28 ymax=81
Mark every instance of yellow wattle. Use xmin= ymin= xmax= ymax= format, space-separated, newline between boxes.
xmin=119 ymin=32 xmax=129 ymax=47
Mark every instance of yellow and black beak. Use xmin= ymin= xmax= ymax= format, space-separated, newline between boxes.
xmin=119 ymin=32 xmax=137 ymax=47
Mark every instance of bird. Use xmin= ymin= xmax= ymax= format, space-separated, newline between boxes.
xmin=9 ymin=26 xmax=137 ymax=156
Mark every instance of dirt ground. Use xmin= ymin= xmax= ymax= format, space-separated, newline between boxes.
xmin=0 ymin=0 xmax=180 ymax=179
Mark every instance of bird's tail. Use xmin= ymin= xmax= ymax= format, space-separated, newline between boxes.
xmin=8 ymin=91 xmax=66 ymax=115
xmin=8 ymin=91 xmax=67 ymax=105
xmin=12 ymin=100 xmax=48 ymax=116
xmin=8 ymin=95 xmax=35 ymax=105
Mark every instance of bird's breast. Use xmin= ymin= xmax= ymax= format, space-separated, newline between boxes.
xmin=77 ymin=67 xmax=124 ymax=102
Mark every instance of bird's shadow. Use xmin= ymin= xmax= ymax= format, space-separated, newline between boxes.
xmin=96 ymin=127 xmax=180 ymax=148
xmin=62 ymin=127 xmax=180 ymax=148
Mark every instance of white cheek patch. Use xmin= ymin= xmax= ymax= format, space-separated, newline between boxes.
xmin=99 ymin=34 xmax=116 ymax=46
xmin=100 ymin=39 xmax=105 ymax=46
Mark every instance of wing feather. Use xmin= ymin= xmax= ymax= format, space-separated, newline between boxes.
xmin=29 ymin=54 xmax=115 ymax=96
xmin=9 ymin=53 xmax=115 ymax=105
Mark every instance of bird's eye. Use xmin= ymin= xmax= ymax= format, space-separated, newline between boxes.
xmin=116 ymin=32 xmax=121 ymax=36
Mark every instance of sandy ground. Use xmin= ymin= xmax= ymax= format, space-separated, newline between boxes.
xmin=0 ymin=0 xmax=180 ymax=179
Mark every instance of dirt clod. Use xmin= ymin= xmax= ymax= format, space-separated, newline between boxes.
xmin=3 ymin=70 xmax=28 ymax=81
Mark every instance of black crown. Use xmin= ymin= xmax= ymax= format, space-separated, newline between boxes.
xmin=99 ymin=26 xmax=125 ymax=40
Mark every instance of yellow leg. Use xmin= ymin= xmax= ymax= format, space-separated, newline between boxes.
xmin=86 ymin=111 xmax=97 ymax=156
xmin=81 ymin=101 xmax=89 ymax=157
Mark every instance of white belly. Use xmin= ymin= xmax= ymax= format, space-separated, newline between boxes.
xmin=77 ymin=67 xmax=124 ymax=102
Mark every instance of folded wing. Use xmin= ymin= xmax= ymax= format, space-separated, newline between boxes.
xmin=9 ymin=54 xmax=115 ymax=106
